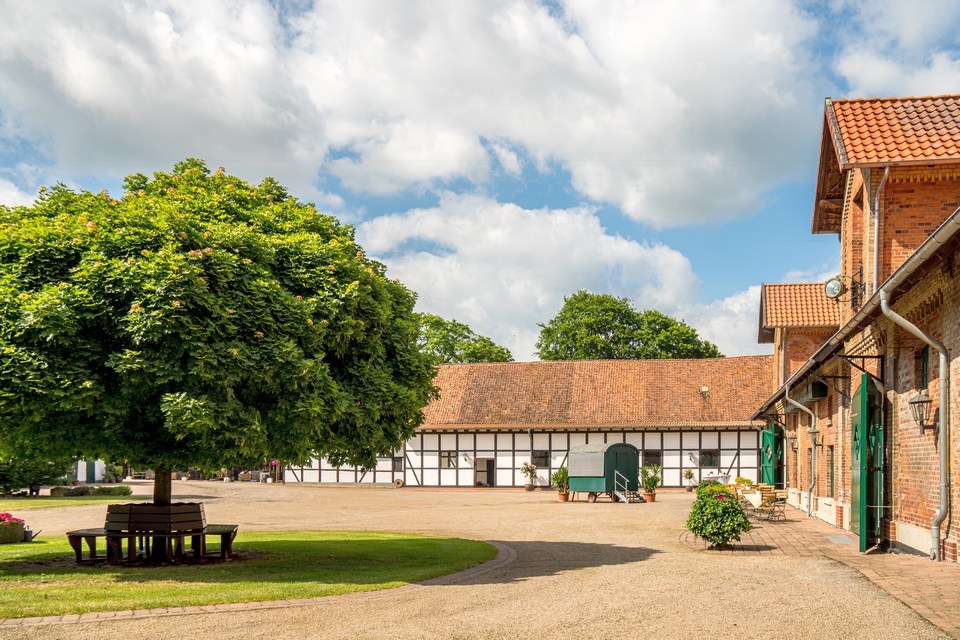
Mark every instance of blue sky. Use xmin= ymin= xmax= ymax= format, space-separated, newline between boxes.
xmin=2 ymin=0 xmax=960 ymax=360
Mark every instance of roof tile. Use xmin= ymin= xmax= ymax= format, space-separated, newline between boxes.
xmin=421 ymin=356 xmax=775 ymax=430
xmin=830 ymin=95 xmax=960 ymax=167
xmin=761 ymin=283 xmax=839 ymax=329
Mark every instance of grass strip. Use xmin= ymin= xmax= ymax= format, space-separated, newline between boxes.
xmin=0 ymin=530 xmax=496 ymax=618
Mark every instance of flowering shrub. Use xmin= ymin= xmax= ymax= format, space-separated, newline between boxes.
xmin=686 ymin=484 xmax=751 ymax=548
xmin=0 ymin=513 xmax=23 ymax=527
xmin=520 ymin=462 xmax=538 ymax=481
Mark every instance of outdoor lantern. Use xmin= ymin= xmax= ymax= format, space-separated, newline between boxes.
xmin=787 ymin=434 xmax=798 ymax=451
xmin=910 ymin=390 xmax=934 ymax=434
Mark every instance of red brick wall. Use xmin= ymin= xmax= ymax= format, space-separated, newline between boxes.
xmin=880 ymin=169 xmax=960 ymax=284
xmin=784 ymin=330 xmax=834 ymax=379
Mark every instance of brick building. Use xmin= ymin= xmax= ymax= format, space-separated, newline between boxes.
xmin=287 ymin=356 xmax=774 ymax=488
xmin=754 ymin=96 xmax=960 ymax=560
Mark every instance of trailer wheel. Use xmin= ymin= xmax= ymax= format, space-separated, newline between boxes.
xmin=587 ymin=492 xmax=598 ymax=503
xmin=393 ymin=478 xmax=405 ymax=488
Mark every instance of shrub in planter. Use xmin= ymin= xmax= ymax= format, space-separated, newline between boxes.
xmin=92 ymin=485 xmax=133 ymax=496
xmin=0 ymin=513 xmax=25 ymax=544
xmin=734 ymin=476 xmax=753 ymax=487
xmin=686 ymin=484 xmax=751 ymax=549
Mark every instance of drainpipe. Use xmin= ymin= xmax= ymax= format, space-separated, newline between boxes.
xmin=872 ymin=167 xmax=890 ymax=293
xmin=785 ymin=383 xmax=818 ymax=516
xmin=880 ymin=289 xmax=951 ymax=560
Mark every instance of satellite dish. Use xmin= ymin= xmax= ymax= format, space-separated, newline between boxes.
xmin=824 ymin=277 xmax=846 ymax=299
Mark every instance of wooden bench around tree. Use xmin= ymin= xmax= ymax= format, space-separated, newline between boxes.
xmin=66 ymin=503 xmax=238 ymax=565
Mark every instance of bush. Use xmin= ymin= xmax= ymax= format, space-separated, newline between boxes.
xmin=686 ymin=483 xmax=751 ymax=549
xmin=640 ymin=464 xmax=662 ymax=493
xmin=734 ymin=476 xmax=753 ymax=486
xmin=91 ymin=485 xmax=132 ymax=496
xmin=50 ymin=486 xmax=92 ymax=497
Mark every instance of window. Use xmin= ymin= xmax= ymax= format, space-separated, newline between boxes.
xmin=919 ymin=345 xmax=930 ymax=389
xmin=392 ymin=457 xmax=404 ymax=472
xmin=828 ymin=446 xmax=835 ymax=498
xmin=440 ymin=451 xmax=457 ymax=469
xmin=532 ymin=450 xmax=550 ymax=468
xmin=699 ymin=449 xmax=720 ymax=468
xmin=643 ymin=450 xmax=662 ymax=467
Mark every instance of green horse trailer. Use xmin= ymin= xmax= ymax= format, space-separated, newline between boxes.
xmin=568 ymin=442 xmax=640 ymax=502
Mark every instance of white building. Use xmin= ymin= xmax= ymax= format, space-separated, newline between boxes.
xmin=286 ymin=356 xmax=775 ymax=488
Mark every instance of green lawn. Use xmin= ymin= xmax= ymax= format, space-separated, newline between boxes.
xmin=0 ymin=495 xmax=150 ymax=511
xmin=0 ymin=531 xmax=496 ymax=618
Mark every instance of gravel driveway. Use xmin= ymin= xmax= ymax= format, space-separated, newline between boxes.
xmin=2 ymin=481 xmax=947 ymax=639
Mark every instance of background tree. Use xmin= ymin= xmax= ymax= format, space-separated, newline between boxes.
xmin=0 ymin=159 xmax=437 ymax=505
xmin=0 ymin=456 xmax=74 ymax=494
xmin=417 ymin=313 xmax=513 ymax=363
xmin=535 ymin=290 xmax=722 ymax=360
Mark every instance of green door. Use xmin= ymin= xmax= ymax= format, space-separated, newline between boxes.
xmin=760 ymin=425 xmax=783 ymax=487
xmin=85 ymin=460 xmax=96 ymax=483
xmin=851 ymin=373 xmax=884 ymax=552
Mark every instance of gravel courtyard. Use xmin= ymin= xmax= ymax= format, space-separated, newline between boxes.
xmin=3 ymin=481 xmax=947 ymax=640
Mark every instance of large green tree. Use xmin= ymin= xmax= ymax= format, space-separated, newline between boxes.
xmin=417 ymin=313 xmax=513 ymax=363
xmin=0 ymin=159 xmax=437 ymax=505
xmin=535 ymin=290 xmax=722 ymax=360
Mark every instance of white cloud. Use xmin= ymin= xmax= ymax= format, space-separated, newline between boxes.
xmin=358 ymin=192 xmax=700 ymax=360
xmin=0 ymin=0 xmax=823 ymax=227
xmin=832 ymin=0 xmax=960 ymax=97
xmin=0 ymin=177 xmax=34 ymax=206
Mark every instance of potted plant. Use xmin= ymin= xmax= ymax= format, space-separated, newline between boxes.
xmin=551 ymin=466 xmax=570 ymax=501
xmin=520 ymin=462 xmax=538 ymax=491
xmin=0 ymin=513 xmax=25 ymax=544
xmin=686 ymin=483 xmax=752 ymax=549
xmin=683 ymin=469 xmax=695 ymax=492
xmin=640 ymin=464 xmax=662 ymax=502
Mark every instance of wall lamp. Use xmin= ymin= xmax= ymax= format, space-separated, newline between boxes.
xmin=910 ymin=390 xmax=935 ymax=434
xmin=787 ymin=434 xmax=798 ymax=451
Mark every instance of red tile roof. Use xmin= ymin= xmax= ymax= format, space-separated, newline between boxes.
xmin=421 ymin=356 xmax=774 ymax=430
xmin=827 ymin=95 xmax=960 ymax=169
xmin=758 ymin=283 xmax=839 ymax=343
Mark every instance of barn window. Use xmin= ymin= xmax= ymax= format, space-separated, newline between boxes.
xmin=643 ymin=450 xmax=662 ymax=467
xmin=532 ymin=450 xmax=550 ymax=468
xmin=699 ymin=450 xmax=720 ymax=467
xmin=392 ymin=457 xmax=404 ymax=472
xmin=440 ymin=451 xmax=457 ymax=468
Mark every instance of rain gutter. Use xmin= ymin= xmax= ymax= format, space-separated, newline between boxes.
xmin=872 ymin=167 xmax=890 ymax=294
xmin=784 ymin=384 xmax=817 ymax=517
xmin=880 ymin=290 xmax=950 ymax=560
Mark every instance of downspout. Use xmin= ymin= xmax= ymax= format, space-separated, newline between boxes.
xmin=785 ymin=383 xmax=818 ymax=516
xmin=872 ymin=167 xmax=890 ymax=293
xmin=880 ymin=289 xmax=951 ymax=560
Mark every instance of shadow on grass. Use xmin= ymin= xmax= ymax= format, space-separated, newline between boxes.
xmin=0 ymin=535 xmax=656 ymax=587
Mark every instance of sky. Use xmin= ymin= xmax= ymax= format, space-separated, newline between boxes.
xmin=3 ymin=0 xmax=960 ymax=361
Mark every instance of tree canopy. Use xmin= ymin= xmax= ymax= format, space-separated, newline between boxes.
xmin=0 ymin=159 xmax=437 ymax=503
xmin=417 ymin=313 xmax=513 ymax=363
xmin=535 ymin=290 xmax=722 ymax=360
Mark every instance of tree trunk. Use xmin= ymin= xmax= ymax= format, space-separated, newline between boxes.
xmin=153 ymin=467 xmax=172 ymax=506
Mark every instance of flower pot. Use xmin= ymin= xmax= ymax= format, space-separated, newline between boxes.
xmin=0 ymin=523 xmax=24 ymax=544
xmin=524 ymin=483 xmax=535 ymax=491
xmin=558 ymin=492 xmax=569 ymax=502
xmin=686 ymin=486 xmax=694 ymax=492
xmin=643 ymin=492 xmax=656 ymax=503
